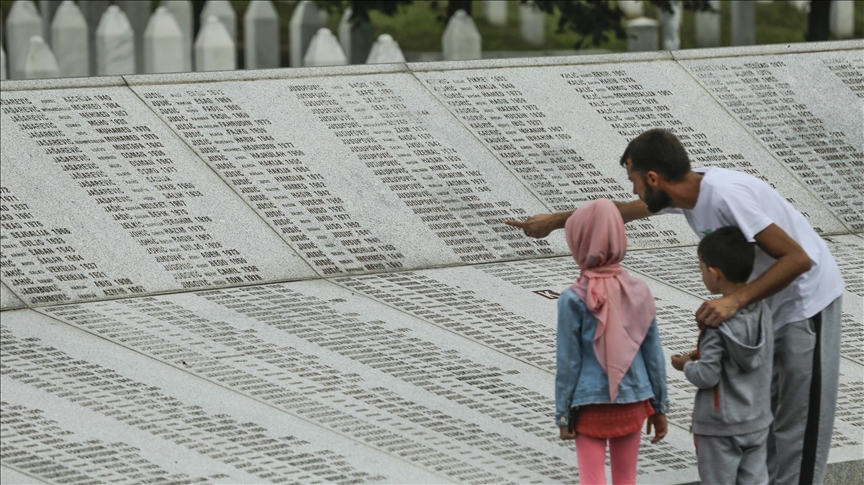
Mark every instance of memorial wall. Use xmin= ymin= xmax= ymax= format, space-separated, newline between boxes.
xmin=1 ymin=41 xmax=862 ymax=484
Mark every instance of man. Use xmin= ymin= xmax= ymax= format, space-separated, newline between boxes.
xmin=507 ymin=129 xmax=843 ymax=485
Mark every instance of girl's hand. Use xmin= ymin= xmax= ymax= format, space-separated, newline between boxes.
xmin=646 ymin=414 xmax=667 ymax=443
xmin=559 ymin=425 xmax=576 ymax=440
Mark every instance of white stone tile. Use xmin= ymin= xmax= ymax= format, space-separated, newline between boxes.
xmin=1 ymin=283 xmax=26 ymax=310
xmin=680 ymin=50 xmax=864 ymax=233
xmin=0 ymin=86 xmax=316 ymax=306
xmin=130 ymin=74 xmax=568 ymax=276
xmin=0 ymin=465 xmax=45 ymax=484
xmin=1 ymin=309 xmax=447 ymax=483
xmin=414 ymin=60 xmax=847 ymax=246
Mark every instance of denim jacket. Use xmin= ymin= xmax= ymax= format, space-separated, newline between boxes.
xmin=555 ymin=288 xmax=669 ymax=426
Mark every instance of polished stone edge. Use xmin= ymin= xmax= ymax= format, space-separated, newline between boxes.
xmin=123 ymin=63 xmax=409 ymax=86
xmin=824 ymin=458 xmax=864 ymax=485
xmin=406 ymin=51 xmax=674 ymax=71
xmin=675 ymin=457 xmax=864 ymax=485
xmin=671 ymin=39 xmax=864 ymax=60
xmin=0 ymin=76 xmax=128 ymax=91
xmin=1 ymin=283 xmax=27 ymax=312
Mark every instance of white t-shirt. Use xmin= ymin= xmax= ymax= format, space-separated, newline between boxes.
xmin=661 ymin=167 xmax=843 ymax=328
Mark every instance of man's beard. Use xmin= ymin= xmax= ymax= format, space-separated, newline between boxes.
xmin=643 ymin=184 xmax=672 ymax=213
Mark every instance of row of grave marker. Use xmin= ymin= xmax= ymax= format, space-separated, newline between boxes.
xmin=4 ymin=0 xmax=857 ymax=81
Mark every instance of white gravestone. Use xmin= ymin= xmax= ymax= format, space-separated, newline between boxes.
xmin=731 ymin=0 xmax=755 ymax=46
xmin=201 ymin=0 xmax=237 ymax=43
xmin=519 ymin=1 xmax=545 ymax=46
xmin=118 ymin=0 xmax=152 ymax=74
xmin=830 ymin=1 xmax=854 ymax=39
xmin=144 ymin=6 xmax=183 ymax=73
xmin=660 ymin=1 xmax=681 ymax=50
xmin=244 ymin=0 xmax=280 ymax=69
xmin=695 ymin=0 xmax=721 ymax=48
xmin=161 ymin=0 xmax=193 ymax=71
xmin=627 ymin=17 xmax=658 ymax=52
xmin=6 ymin=0 xmax=44 ymax=80
xmin=38 ymin=0 xmax=62 ymax=43
xmin=0 ymin=44 xmax=6 ymax=79
xmin=51 ymin=0 xmax=89 ymax=78
xmin=618 ymin=0 xmax=645 ymax=19
xmin=195 ymin=14 xmax=236 ymax=71
xmin=289 ymin=0 xmax=326 ymax=67
xmin=77 ymin=0 xmax=109 ymax=75
xmin=366 ymin=33 xmax=406 ymax=64
xmin=95 ymin=5 xmax=135 ymax=75
xmin=23 ymin=35 xmax=60 ymax=78
xmin=303 ymin=28 xmax=347 ymax=67
xmin=442 ymin=10 xmax=481 ymax=61
xmin=789 ymin=0 xmax=810 ymax=13
xmin=482 ymin=0 xmax=508 ymax=27
xmin=338 ymin=7 xmax=374 ymax=65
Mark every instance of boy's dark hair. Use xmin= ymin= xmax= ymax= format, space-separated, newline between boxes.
xmin=697 ymin=226 xmax=755 ymax=283
xmin=619 ymin=129 xmax=691 ymax=182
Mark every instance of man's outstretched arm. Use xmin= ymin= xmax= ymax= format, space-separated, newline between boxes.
xmin=504 ymin=199 xmax=652 ymax=238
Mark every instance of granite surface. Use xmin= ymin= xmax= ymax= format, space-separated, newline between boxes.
xmin=0 ymin=86 xmax=316 ymax=306
xmin=0 ymin=283 xmax=25 ymax=311
xmin=680 ymin=49 xmax=864 ymax=232
xmin=129 ymin=73 xmax=568 ymax=275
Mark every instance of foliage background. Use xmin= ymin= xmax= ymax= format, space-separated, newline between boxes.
xmin=1 ymin=0 xmax=862 ymax=66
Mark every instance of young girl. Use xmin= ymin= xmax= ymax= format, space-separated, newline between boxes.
xmin=555 ymin=198 xmax=668 ymax=485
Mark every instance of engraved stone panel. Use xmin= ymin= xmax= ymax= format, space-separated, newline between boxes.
xmin=621 ymin=243 xmax=864 ymax=366
xmin=129 ymin=74 xmax=567 ymax=275
xmin=30 ymin=278 xmax=720 ymax=484
xmin=1 ymin=310 xmax=445 ymax=483
xmin=33 ymin=285 xmax=573 ymax=483
xmin=0 ymin=87 xmax=317 ymax=306
xmin=1 ymin=283 xmax=25 ymax=311
xmin=413 ymin=60 xmax=848 ymax=245
xmin=680 ymin=50 xmax=864 ymax=232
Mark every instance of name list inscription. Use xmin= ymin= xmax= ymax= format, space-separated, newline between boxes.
xmin=684 ymin=55 xmax=864 ymax=231
xmin=0 ymin=91 xmax=281 ymax=305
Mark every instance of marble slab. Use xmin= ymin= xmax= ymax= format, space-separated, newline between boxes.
xmin=1 ymin=309 xmax=445 ymax=484
xmin=413 ymin=59 xmax=847 ymax=248
xmin=29 ymin=277 xmax=709 ymax=484
xmin=1 ymin=283 xmax=26 ymax=311
xmin=622 ymin=241 xmax=864 ymax=366
xmin=129 ymin=74 xmax=568 ymax=276
xmin=0 ymin=87 xmax=317 ymax=306
xmin=336 ymin=257 xmax=863 ymax=453
xmin=680 ymin=50 xmax=864 ymax=232
xmin=0 ymin=466 xmax=44 ymax=484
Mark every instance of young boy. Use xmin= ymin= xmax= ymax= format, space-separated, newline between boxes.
xmin=671 ymin=226 xmax=774 ymax=485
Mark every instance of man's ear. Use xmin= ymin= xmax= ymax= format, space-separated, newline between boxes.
xmin=645 ymin=170 xmax=661 ymax=189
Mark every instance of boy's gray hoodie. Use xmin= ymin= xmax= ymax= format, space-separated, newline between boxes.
xmin=684 ymin=301 xmax=773 ymax=436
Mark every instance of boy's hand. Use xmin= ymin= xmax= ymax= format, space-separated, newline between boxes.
xmin=559 ymin=426 xmax=576 ymax=440
xmin=688 ymin=349 xmax=700 ymax=361
xmin=646 ymin=414 xmax=667 ymax=443
xmin=671 ymin=354 xmax=689 ymax=371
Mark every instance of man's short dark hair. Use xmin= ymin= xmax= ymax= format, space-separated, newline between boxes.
xmin=697 ymin=226 xmax=755 ymax=284
xmin=619 ymin=129 xmax=691 ymax=181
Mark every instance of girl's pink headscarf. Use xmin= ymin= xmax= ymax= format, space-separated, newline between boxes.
xmin=566 ymin=199 xmax=656 ymax=402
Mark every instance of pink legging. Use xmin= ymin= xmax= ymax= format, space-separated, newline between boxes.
xmin=576 ymin=430 xmax=641 ymax=485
